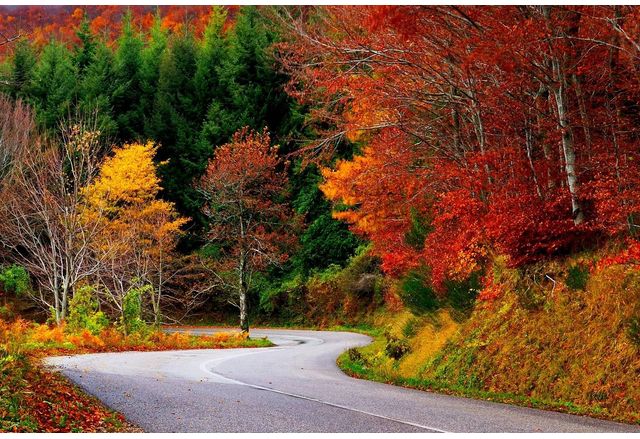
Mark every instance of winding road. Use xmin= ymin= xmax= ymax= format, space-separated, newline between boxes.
xmin=45 ymin=328 xmax=640 ymax=433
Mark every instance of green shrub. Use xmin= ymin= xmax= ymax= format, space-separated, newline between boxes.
xmin=399 ymin=269 xmax=439 ymax=314
xmin=566 ymin=264 xmax=589 ymax=291
xmin=385 ymin=335 xmax=410 ymax=360
xmin=445 ymin=272 xmax=481 ymax=321
xmin=347 ymin=347 xmax=367 ymax=365
xmin=628 ymin=316 xmax=640 ymax=348
xmin=0 ymin=306 xmax=13 ymax=319
xmin=120 ymin=285 xmax=151 ymax=335
xmin=402 ymin=317 xmax=420 ymax=338
xmin=296 ymin=212 xmax=362 ymax=273
xmin=257 ymin=273 xmax=305 ymax=315
xmin=198 ymin=243 xmax=222 ymax=260
xmin=404 ymin=208 xmax=432 ymax=250
xmin=66 ymin=286 xmax=109 ymax=335
xmin=0 ymin=265 xmax=30 ymax=296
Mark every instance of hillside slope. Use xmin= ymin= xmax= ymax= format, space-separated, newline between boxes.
xmin=340 ymin=254 xmax=640 ymax=424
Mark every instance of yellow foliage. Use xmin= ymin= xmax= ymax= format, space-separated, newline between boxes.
xmin=83 ymin=141 xmax=162 ymax=212
xmin=81 ymin=140 xmax=188 ymax=268
xmin=67 ymin=330 xmax=105 ymax=349
xmin=30 ymin=323 xmax=66 ymax=344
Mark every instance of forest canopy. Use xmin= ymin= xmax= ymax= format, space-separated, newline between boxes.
xmin=1 ymin=5 xmax=640 ymax=329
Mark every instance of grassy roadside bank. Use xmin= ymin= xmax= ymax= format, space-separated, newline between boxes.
xmin=337 ymin=337 xmax=628 ymax=425
xmin=333 ymin=257 xmax=640 ymax=426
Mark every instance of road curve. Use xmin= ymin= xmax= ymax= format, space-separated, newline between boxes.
xmin=45 ymin=328 xmax=640 ymax=433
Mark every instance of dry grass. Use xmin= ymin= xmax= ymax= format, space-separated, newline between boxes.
xmin=342 ymin=250 xmax=640 ymax=424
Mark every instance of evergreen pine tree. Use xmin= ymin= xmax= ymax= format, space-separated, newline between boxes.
xmin=73 ymin=11 xmax=97 ymax=75
xmin=79 ymin=41 xmax=118 ymax=137
xmin=148 ymin=30 xmax=205 ymax=231
xmin=194 ymin=6 xmax=228 ymax=118
xmin=29 ymin=40 xmax=76 ymax=130
xmin=9 ymin=39 xmax=36 ymax=100
xmin=140 ymin=11 xmax=168 ymax=130
xmin=112 ymin=9 xmax=145 ymax=141
xmin=199 ymin=6 xmax=297 ymax=149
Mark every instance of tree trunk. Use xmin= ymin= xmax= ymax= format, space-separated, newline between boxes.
xmin=239 ymin=284 xmax=248 ymax=334
xmin=552 ymin=59 xmax=584 ymax=225
xmin=238 ymin=251 xmax=249 ymax=334
xmin=543 ymin=5 xmax=584 ymax=225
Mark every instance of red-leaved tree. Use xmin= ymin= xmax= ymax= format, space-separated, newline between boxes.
xmin=278 ymin=6 xmax=640 ymax=292
xmin=197 ymin=128 xmax=295 ymax=332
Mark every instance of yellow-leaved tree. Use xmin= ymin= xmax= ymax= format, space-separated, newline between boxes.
xmin=82 ymin=141 xmax=188 ymax=325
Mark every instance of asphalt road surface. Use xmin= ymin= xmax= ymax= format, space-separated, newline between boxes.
xmin=45 ymin=328 xmax=640 ymax=433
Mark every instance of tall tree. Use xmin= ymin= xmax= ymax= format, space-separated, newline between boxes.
xmin=279 ymin=6 xmax=640 ymax=290
xmin=194 ymin=6 xmax=228 ymax=118
xmin=0 ymin=116 xmax=105 ymax=323
xmin=199 ymin=6 xmax=294 ymax=149
xmin=29 ymin=40 xmax=76 ymax=130
xmin=82 ymin=141 xmax=187 ymax=325
xmin=7 ymin=38 xmax=36 ymax=99
xmin=78 ymin=41 xmax=118 ymax=137
xmin=147 ymin=30 xmax=203 ymax=229
xmin=73 ymin=10 xmax=97 ymax=76
xmin=112 ymin=9 xmax=145 ymax=141
xmin=140 ymin=11 xmax=168 ymax=129
xmin=197 ymin=128 xmax=294 ymax=332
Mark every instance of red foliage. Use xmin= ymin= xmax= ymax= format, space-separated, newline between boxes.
xmin=598 ymin=240 xmax=640 ymax=269
xmin=198 ymin=128 xmax=296 ymax=273
xmin=281 ymin=6 xmax=640 ymax=291
xmin=20 ymin=365 xmax=126 ymax=432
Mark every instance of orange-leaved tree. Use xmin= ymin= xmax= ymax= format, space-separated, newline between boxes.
xmin=82 ymin=141 xmax=187 ymax=325
xmin=197 ymin=128 xmax=295 ymax=333
xmin=279 ymin=6 xmax=640 ymax=293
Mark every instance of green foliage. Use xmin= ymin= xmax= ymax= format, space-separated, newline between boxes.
xmin=628 ymin=316 xmax=640 ymax=348
xmin=198 ymin=242 xmax=223 ymax=260
xmin=289 ymin=163 xmax=361 ymax=274
xmin=73 ymin=12 xmax=97 ymax=74
xmin=445 ymin=272 xmax=480 ymax=321
xmin=0 ymin=306 xmax=12 ymax=319
xmin=148 ymin=30 xmax=205 ymax=228
xmin=112 ymin=10 xmax=145 ymax=141
xmin=0 ymin=265 xmax=30 ymax=297
xmin=29 ymin=40 xmax=76 ymax=130
xmin=384 ymin=334 xmax=410 ymax=360
xmin=404 ymin=208 xmax=432 ymax=251
xmin=8 ymin=39 xmax=36 ymax=99
xmin=297 ymin=213 xmax=361 ymax=274
xmin=399 ymin=269 xmax=439 ymax=314
xmin=119 ymin=285 xmax=151 ymax=335
xmin=347 ymin=346 xmax=368 ymax=366
xmin=66 ymin=286 xmax=109 ymax=335
xmin=140 ymin=12 xmax=167 ymax=122
xmin=402 ymin=317 xmax=420 ymax=338
xmin=78 ymin=41 xmax=118 ymax=136
xmin=194 ymin=6 xmax=228 ymax=117
xmin=256 ymin=272 xmax=305 ymax=318
xmin=566 ymin=264 xmax=589 ymax=291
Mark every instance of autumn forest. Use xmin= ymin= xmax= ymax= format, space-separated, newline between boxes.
xmin=1 ymin=5 xmax=640 ymax=432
